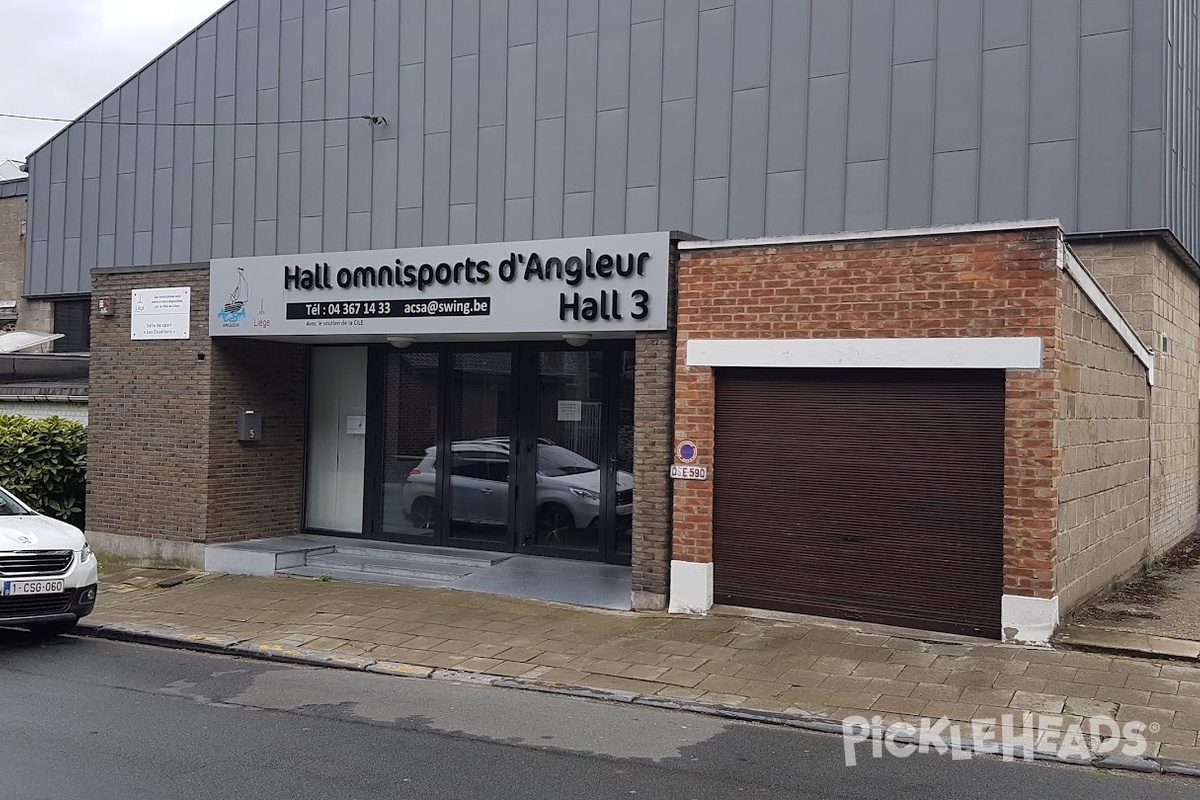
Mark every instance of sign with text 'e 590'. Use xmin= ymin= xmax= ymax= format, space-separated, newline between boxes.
xmin=208 ymin=232 xmax=670 ymax=338
xmin=670 ymin=464 xmax=708 ymax=480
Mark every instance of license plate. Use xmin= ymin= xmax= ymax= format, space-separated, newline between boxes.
xmin=2 ymin=579 xmax=65 ymax=596
xmin=670 ymin=464 xmax=708 ymax=480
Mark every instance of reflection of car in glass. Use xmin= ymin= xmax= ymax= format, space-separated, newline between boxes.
xmin=0 ymin=485 xmax=98 ymax=636
xmin=398 ymin=438 xmax=633 ymax=541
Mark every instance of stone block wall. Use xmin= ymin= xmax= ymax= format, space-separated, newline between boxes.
xmin=1056 ymin=272 xmax=1151 ymax=613
xmin=1073 ymin=238 xmax=1200 ymax=559
xmin=0 ymin=401 xmax=87 ymax=424
xmin=0 ymin=193 xmax=52 ymax=335
xmin=0 ymin=194 xmax=23 ymax=329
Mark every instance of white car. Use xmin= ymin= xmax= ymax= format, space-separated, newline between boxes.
xmin=0 ymin=485 xmax=98 ymax=636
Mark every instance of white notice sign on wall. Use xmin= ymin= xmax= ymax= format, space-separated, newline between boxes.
xmin=131 ymin=287 xmax=191 ymax=340
xmin=557 ymin=400 xmax=583 ymax=422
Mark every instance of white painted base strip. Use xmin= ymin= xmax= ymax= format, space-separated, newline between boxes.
xmin=669 ymin=560 xmax=714 ymax=614
xmin=1001 ymin=594 xmax=1060 ymax=644
xmin=686 ymin=336 xmax=1042 ymax=370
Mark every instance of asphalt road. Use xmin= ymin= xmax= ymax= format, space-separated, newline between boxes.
xmin=1 ymin=631 xmax=1196 ymax=800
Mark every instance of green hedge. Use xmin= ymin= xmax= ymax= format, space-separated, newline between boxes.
xmin=0 ymin=414 xmax=87 ymax=528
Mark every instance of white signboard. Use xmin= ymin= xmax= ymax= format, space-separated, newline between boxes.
xmin=208 ymin=232 xmax=670 ymax=338
xmin=670 ymin=464 xmax=708 ymax=481
xmin=131 ymin=287 xmax=191 ymax=340
xmin=557 ymin=400 xmax=583 ymax=422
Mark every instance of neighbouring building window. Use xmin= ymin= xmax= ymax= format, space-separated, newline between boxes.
xmin=53 ymin=298 xmax=90 ymax=352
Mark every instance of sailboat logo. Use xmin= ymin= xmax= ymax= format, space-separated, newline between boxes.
xmin=218 ymin=267 xmax=249 ymax=323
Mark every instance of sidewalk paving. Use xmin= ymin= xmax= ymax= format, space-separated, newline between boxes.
xmin=82 ymin=566 xmax=1200 ymax=774
xmin=1055 ymin=532 xmax=1200 ymax=664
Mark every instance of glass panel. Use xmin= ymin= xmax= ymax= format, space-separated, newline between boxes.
xmin=534 ymin=350 xmax=605 ymax=552
xmin=305 ymin=347 xmax=367 ymax=532
xmin=383 ymin=351 xmax=441 ymax=538
xmin=448 ymin=352 xmax=513 ymax=543
xmin=614 ymin=349 xmax=635 ymax=556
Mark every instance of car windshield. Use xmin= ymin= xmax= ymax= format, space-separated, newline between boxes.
xmin=537 ymin=444 xmax=598 ymax=477
xmin=0 ymin=487 xmax=35 ymax=516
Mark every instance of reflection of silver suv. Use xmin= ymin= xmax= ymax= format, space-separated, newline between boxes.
xmin=398 ymin=439 xmax=633 ymax=539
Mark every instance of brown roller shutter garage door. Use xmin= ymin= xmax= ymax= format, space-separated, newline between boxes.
xmin=712 ymin=368 xmax=1004 ymax=638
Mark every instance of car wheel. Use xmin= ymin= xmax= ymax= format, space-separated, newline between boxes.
xmin=536 ymin=504 xmax=575 ymax=546
xmin=408 ymin=497 xmax=437 ymax=529
xmin=29 ymin=619 xmax=77 ymax=638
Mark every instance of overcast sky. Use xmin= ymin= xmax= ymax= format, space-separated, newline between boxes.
xmin=1 ymin=0 xmax=230 ymax=161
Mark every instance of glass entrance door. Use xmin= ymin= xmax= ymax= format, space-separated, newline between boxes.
xmin=370 ymin=343 xmax=633 ymax=564
xmin=524 ymin=349 xmax=608 ymax=555
xmin=381 ymin=351 xmax=440 ymax=540
xmin=447 ymin=352 xmax=514 ymax=546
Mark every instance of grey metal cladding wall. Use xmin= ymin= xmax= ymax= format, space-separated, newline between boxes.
xmin=1166 ymin=0 xmax=1199 ymax=259
xmin=0 ymin=179 xmax=28 ymax=199
xmin=22 ymin=0 xmax=1182 ymax=296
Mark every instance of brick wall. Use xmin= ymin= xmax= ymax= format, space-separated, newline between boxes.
xmin=632 ymin=242 xmax=683 ymax=608
xmin=1056 ymin=273 xmax=1151 ymax=613
xmin=0 ymin=194 xmax=52 ymax=335
xmin=632 ymin=329 xmax=674 ymax=608
xmin=89 ymin=267 xmax=307 ymax=562
xmin=89 ymin=268 xmax=214 ymax=549
xmin=1073 ymin=239 xmax=1200 ymax=558
xmin=674 ymin=228 xmax=1063 ymax=600
xmin=629 ymin=245 xmax=678 ymax=610
xmin=207 ymin=338 xmax=307 ymax=543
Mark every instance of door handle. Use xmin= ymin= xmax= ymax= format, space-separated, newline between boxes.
xmin=480 ymin=488 xmax=494 ymax=495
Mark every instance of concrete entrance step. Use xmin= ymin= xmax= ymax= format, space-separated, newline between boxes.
xmin=301 ymin=551 xmax=478 ymax=582
xmin=278 ymin=564 xmax=453 ymax=589
xmin=203 ymin=535 xmax=512 ymax=578
xmin=330 ymin=542 xmax=509 ymax=570
xmin=204 ymin=534 xmax=631 ymax=610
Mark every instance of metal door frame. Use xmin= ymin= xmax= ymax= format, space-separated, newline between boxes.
xmin=355 ymin=340 xmax=633 ymax=565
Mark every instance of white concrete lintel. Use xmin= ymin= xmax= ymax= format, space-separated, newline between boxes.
xmin=668 ymin=560 xmax=714 ymax=614
xmin=686 ymin=336 xmax=1043 ymax=370
xmin=1001 ymin=594 xmax=1060 ymax=645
